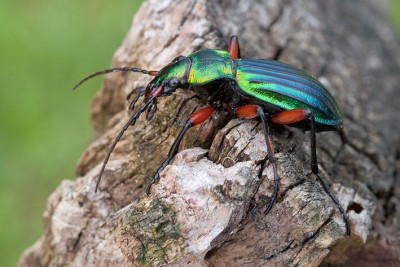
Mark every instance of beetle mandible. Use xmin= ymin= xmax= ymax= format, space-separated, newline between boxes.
xmin=73 ymin=35 xmax=351 ymax=236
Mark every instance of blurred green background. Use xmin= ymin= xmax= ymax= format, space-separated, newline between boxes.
xmin=0 ymin=0 xmax=143 ymax=266
xmin=0 ymin=0 xmax=398 ymax=266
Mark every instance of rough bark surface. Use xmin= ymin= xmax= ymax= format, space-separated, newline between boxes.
xmin=19 ymin=0 xmax=400 ymax=266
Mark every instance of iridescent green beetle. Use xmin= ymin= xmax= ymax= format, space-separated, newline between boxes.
xmin=73 ymin=35 xmax=350 ymax=235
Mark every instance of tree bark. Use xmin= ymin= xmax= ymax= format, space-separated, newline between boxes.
xmin=18 ymin=0 xmax=400 ymax=266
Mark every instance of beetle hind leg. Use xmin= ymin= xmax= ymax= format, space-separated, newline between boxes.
xmin=270 ymin=108 xmax=318 ymax=173
xmin=315 ymin=173 xmax=351 ymax=235
xmin=271 ymin=108 xmax=351 ymax=235
xmin=333 ymin=129 xmax=347 ymax=164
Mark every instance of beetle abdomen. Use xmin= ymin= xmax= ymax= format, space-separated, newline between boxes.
xmin=235 ymin=59 xmax=343 ymax=130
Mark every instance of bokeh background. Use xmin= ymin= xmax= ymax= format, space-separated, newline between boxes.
xmin=0 ymin=0 xmax=398 ymax=266
xmin=0 ymin=1 xmax=143 ymax=266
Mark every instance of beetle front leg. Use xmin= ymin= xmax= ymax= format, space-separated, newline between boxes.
xmin=236 ymin=105 xmax=279 ymax=215
xmin=146 ymin=105 xmax=215 ymax=194
xmin=127 ymin=86 xmax=146 ymax=111
xmin=95 ymin=96 xmax=156 ymax=192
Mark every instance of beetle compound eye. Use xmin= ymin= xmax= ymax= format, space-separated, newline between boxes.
xmin=169 ymin=77 xmax=180 ymax=88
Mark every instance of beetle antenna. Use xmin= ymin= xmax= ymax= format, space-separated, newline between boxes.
xmin=95 ymin=96 xmax=155 ymax=192
xmin=72 ymin=67 xmax=158 ymax=90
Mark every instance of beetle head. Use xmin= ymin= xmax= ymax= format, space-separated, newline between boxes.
xmin=73 ymin=55 xmax=192 ymax=192
xmin=145 ymin=55 xmax=191 ymax=100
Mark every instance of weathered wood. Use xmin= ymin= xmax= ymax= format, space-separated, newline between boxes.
xmin=18 ymin=0 xmax=400 ymax=266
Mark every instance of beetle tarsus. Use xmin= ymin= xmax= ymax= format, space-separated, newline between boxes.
xmin=256 ymin=107 xmax=280 ymax=216
xmin=146 ymin=119 xmax=193 ymax=194
xmin=127 ymin=86 xmax=146 ymax=100
xmin=145 ymin=100 xmax=158 ymax=121
xmin=146 ymin=106 xmax=215 ymax=194
xmin=128 ymin=88 xmax=146 ymax=111
xmin=314 ymin=173 xmax=351 ymax=236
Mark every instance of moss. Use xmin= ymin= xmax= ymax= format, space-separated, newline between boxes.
xmin=124 ymin=199 xmax=185 ymax=266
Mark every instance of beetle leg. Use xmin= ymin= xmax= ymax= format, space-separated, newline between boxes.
xmin=146 ymin=100 xmax=158 ymax=121
xmin=315 ymin=173 xmax=351 ymax=235
xmin=339 ymin=130 xmax=347 ymax=145
xmin=270 ymin=108 xmax=318 ymax=173
xmin=271 ymin=108 xmax=351 ymax=235
xmin=95 ymin=96 xmax=156 ymax=192
xmin=236 ymin=105 xmax=279 ymax=215
xmin=146 ymin=105 xmax=215 ymax=194
xmin=333 ymin=129 xmax=347 ymax=164
xmin=257 ymin=107 xmax=280 ymax=215
xmin=127 ymin=86 xmax=145 ymax=101
xmin=127 ymin=86 xmax=146 ymax=111
xmin=228 ymin=35 xmax=241 ymax=59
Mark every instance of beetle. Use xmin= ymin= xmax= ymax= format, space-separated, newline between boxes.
xmin=73 ymin=35 xmax=350 ymax=236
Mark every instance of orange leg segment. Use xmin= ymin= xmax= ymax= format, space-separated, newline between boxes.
xmin=146 ymin=105 xmax=215 ymax=194
xmin=271 ymin=108 xmax=312 ymax=124
xmin=271 ymin=108 xmax=318 ymax=174
xmin=235 ymin=104 xmax=279 ymax=215
xmin=228 ymin=35 xmax=241 ymax=60
xmin=235 ymin=106 xmax=351 ymax=235
xmin=236 ymin=104 xmax=258 ymax=119
xmin=190 ymin=106 xmax=215 ymax=126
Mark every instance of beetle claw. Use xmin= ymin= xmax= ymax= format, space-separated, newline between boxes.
xmin=145 ymin=100 xmax=158 ymax=121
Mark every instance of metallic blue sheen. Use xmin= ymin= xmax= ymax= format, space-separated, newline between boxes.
xmin=235 ymin=59 xmax=343 ymax=129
